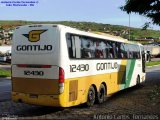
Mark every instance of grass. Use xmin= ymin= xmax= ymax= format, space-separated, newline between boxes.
xmin=146 ymin=61 xmax=160 ymax=66
xmin=0 ymin=69 xmax=11 ymax=77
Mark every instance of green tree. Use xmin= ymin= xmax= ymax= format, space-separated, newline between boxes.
xmin=121 ymin=0 xmax=160 ymax=26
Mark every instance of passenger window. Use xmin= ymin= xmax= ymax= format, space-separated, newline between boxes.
xmin=124 ymin=44 xmax=129 ymax=59
xmin=135 ymin=45 xmax=140 ymax=59
xmin=66 ymin=34 xmax=81 ymax=59
xmin=116 ymin=42 xmax=125 ymax=59
xmin=81 ymin=37 xmax=95 ymax=58
xmin=95 ymin=41 xmax=107 ymax=58
xmin=66 ymin=33 xmax=141 ymax=60
xmin=66 ymin=34 xmax=74 ymax=58
xmin=107 ymin=41 xmax=116 ymax=59
xmin=106 ymin=42 xmax=112 ymax=59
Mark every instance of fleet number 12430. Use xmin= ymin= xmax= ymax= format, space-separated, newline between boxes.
xmin=70 ymin=64 xmax=89 ymax=72
xmin=24 ymin=70 xmax=44 ymax=76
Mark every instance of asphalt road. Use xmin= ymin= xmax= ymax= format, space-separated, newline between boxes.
xmin=0 ymin=78 xmax=11 ymax=102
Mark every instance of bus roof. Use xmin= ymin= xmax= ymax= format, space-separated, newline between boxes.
xmin=16 ymin=24 xmax=142 ymax=45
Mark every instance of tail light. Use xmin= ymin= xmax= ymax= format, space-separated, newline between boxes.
xmin=59 ymin=67 xmax=64 ymax=94
xmin=59 ymin=67 xmax=64 ymax=83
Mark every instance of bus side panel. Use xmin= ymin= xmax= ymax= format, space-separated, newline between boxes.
xmin=57 ymin=61 xmax=128 ymax=107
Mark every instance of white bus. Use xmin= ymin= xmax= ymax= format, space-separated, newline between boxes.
xmin=11 ymin=24 xmax=146 ymax=107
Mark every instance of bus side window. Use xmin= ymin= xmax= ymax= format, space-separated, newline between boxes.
xmin=107 ymin=41 xmax=115 ymax=59
xmin=111 ymin=42 xmax=117 ymax=58
xmin=81 ymin=37 xmax=96 ymax=59
xmin=124 ymin=43 xmax=130 ymax=59
xmin=137 ymin=46 xmax=140 ymax=59
xmin=135 ymin=45 xmax=140 ymax=59
xmin=66 ymin=34 xmax=81 ymax=59
xmin=66 ymin=34 xmax=74 ymax=58
xmin=121 ymin=43 xmax=126 ymax=59
xmin=71 ymin=36 xmax=76 ymax=58
xmin=109 ymin=49 xmax=113 ymax=58
xmin=95 ymin=41 xmax=107 ymax=59
xmin=105 ymin=42 xmax=111 ymax=59
xmin=116 ymin=42 xmax=125 ymax=59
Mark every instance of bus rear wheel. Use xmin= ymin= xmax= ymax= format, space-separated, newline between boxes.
xmin=97 ymin=84 xmax=106 ymax=104
xmin=86 ymin=86 xmax=96 ymax=107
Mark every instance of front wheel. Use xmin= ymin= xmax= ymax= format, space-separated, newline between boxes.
xmin=86 ymin=86 xmax=96 ymax=107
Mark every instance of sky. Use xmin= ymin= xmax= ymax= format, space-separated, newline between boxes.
xmin=0 ymin=0 xmax=159 ymax=30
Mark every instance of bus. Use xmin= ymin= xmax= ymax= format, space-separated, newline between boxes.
xmin=11 ymin=24 xmax=146 ymax=107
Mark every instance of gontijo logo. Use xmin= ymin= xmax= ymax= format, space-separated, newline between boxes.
xmin=16 ymin=29 xmax=53 ymax=52
xmin=23 ymin=30 xmax=47 ymax=42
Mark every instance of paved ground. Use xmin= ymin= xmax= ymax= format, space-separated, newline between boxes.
xmin=0 ymin=79 xmax=11 ymax=102
xmin=0 ymin=66 xmax=160 ymax=120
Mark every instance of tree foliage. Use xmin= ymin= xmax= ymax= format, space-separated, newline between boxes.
xmin=121 ymin=0 xmax=160 ymax=26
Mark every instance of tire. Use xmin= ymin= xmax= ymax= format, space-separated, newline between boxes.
xmin=86 ymin=86 xmax=96 ymax=107
xmin=97 ymin=84 xmax=106 ymax=104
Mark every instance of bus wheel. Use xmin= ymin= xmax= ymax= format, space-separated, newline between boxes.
xmin=97 ymin=84 xmax=106 ymax=104
xmin=136 ymin=75 xmax=140 ymax=86
xmin=86 ymin=86 xmax=96 ymax=107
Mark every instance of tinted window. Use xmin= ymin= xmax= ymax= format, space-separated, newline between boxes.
xmin=66 ymin=33 xmax=140 ymax=59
